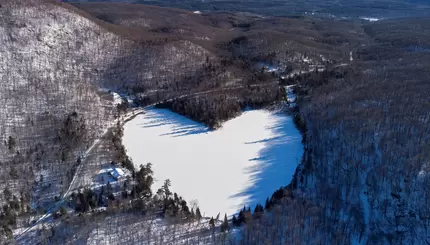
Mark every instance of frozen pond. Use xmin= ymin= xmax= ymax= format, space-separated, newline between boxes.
xmin=122 ymin=108 xmax=303 ymax=217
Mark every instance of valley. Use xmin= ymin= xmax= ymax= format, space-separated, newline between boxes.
xmin=66 ymin=0 xmax=430 ymax=20
xmin=1 ymin=0 xmax=429 ymax=244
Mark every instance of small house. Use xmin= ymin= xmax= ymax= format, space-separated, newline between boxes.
xmin=108 ymin=168 xmax=125 ymax=181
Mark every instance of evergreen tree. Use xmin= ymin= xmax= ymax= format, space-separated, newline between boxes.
xmin=254 ymin=204 xmax=264 ymax=214
xmin=190 ymin=208 xmax=195 ymax=219
xmin=196 ymin=207 xmax=202 ymax=220
xmin=7 ymin=136 xmax=16 ymax=150
xmin=130 ymin=186 xmax=137 ymax=198
xmin=181 ymin=200 xmax=190 ymax=217
xmin=265 ymin=198 xmax=272 ymax=210
xmin=106 ymin=182 xmax=112 ymax=196
xmin=209 ymin=217 xmax=215 ymax=228
xmin=136 ymin=163 xmax=154 ymax=197
xmin=232 ymin=215 xmax=238 ymax=226
xmin=76 ymin=191 xmax=89 ymax=212
xmin=238 ymin=210 xmax=244 ymax=225
xmin=98 ymin=190 xmax=104 ymax=207
xmin=162 ymin=179 xmax=172 ymax=200
xmin=223 ymin=214 xmax=229 ymax=232
xmin=85 ymin=189 xmax=97 ymax=209
xmin=108 ymin=193 xmax=115 ymax=201
xmin=253 ymin=204 xmax=264 ymax=219
xmin=254 ymin=204 xmax=260 ymax=214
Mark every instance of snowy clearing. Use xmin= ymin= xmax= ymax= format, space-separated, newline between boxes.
xmin=123 ymin=108 xmax=303 ymax=217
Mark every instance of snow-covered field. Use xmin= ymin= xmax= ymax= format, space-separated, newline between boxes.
xmin=123 ymin=108 xmax=303 ymax=217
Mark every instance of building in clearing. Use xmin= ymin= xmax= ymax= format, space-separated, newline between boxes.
xmin=108 ymin=168 xmax=125 ymax=181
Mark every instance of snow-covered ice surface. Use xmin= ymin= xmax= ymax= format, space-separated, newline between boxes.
xmin=123 ymin=109 xmax=303 ymax=217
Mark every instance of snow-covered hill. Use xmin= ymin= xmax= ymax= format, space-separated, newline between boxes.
xmin=0 ymin=1 xmax=217 ymax=237
xmin=0 ymin=0 xmax=119 ymax=213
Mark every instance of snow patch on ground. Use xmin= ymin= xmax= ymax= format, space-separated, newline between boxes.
xmin=98 ymin=88 xmax=126 ymax=105
xmin=123 ymin=109 xmax=303 ymax=217
xmin=254 ymin=62 xmax=281 ymax=74
xmin=360 ymin=17 xmax=380 ymax=22
xmin=418 ymin=162 xmax=429 ymax=179
xmin=112 ymin=92 xmax=124 ymax=106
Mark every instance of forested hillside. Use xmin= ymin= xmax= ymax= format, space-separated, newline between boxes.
xmin=0 ymin=0 xmax=118 ymax=229
xmin=1 ymin=0 xmax=429 ymax=244
xmin=0 ymin=0 xmax=218 ymax=239
xmin=65 ymin=0 xmax=430 ymax=20
xmin=294 ymin=19 xmax=430 ymax=244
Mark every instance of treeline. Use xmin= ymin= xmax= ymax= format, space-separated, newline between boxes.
xmin=65 ymin=162 xmax=196 ymax=223
xmin=110 ymin=121 xmax=134 ymax=172
xmin=279 ymin=67 xmax=349 ymax=89
xmin=69 ymin=163 xmax=154 ymax=214
xmin=155 ymin=85 xmax=283 ymax=129
xmin=155 ymin=96 xmax=242 ymax=129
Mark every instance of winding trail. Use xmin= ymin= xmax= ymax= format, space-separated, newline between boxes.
xmin=14 ymin=109 xmax=144 ymax=242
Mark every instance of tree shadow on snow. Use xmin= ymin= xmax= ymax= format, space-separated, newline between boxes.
xmin=138 ymin=108 xmax=209 ymax=137
xmin=229 ymin=112 xmax=303 ymax=214
xmin=134 ymin=108 xmax=303 ymax=215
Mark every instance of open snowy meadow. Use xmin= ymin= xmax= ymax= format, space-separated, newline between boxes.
xmin=123 ymin=108 xmax=303 ymax=217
